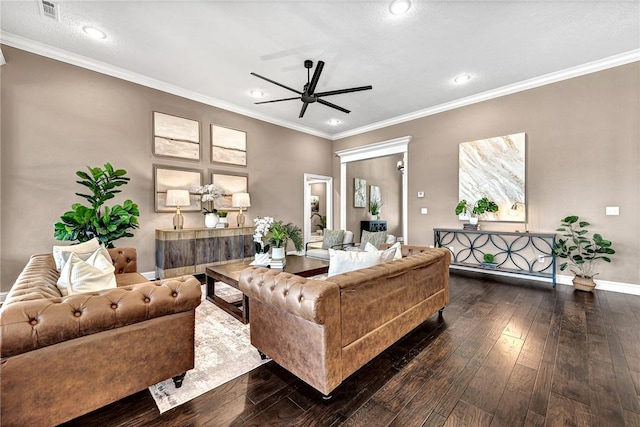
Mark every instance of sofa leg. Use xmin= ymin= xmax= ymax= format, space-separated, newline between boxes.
xmin=322 ymin=393 xmax=333 ymax=401
xmin=172 ymin=372 xmax=187 ymax=388
xmin=258 ymin=350 xmax=269 ymax=360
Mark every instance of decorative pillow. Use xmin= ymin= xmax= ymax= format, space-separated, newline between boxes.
xmin=390 ymin=241 xmax=402 ymax=260
xmin=360 ymin=230 xmax=387 ymax=249
xmin=57 ymin=249 xmax=117 ymax=296
xmin=328 ymin=248 xmax=382 ymax=277
xmin=363 ymin=242 xmax=397 ymax=262
xmin=53 ymin=238 xmax=102 ymax=271
xmin=343 ymin=231 xmax=354 ymax=245
xmin=322 ymin=229 xmax=345 ymax=249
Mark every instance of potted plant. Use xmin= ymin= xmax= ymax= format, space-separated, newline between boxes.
xmin=552 ymin=215 xmax=615 ymax=292
xmin=481 ymin=253 xmax=498 ymax=268
xmin=455 ymin=197 xmax=499 ymax=225
xmin=195 ymin=184 xmax=223 ymax=228
xmin=268 ymin=220 xmax=304 ymax=260
xmin=54 ymin=163 xmax=140 ymax=248
xmin=369 ymin=200 xmax=382 ymax=220
xmin=217 ymin=210 xmax=228 ymax=227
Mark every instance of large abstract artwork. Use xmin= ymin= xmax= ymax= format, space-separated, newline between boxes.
xmin=153 ymin=112 xmax=200 ymax=161
xmin=211 ymin=124 xmax=247 ymax=166
xmin=459 ymin=132 xmax=526 ymax=222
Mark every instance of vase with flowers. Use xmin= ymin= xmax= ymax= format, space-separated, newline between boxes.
xmin=195 ymin=184 xmax=223 ymax=228
xmin=253 ymin=216 xmax=274 ymax=265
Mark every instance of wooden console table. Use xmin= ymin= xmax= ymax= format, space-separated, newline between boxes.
xmin=433 ymin=228 xmax=557 ymax=286
xmin=155 ymin=226 xmax=255 ymax=279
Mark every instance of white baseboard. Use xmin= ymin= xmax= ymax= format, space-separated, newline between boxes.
xmin=450 ymin=265 xmax=640 ymax=295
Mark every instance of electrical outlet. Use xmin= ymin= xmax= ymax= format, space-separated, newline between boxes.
xmin=417 ymin=191 xmax=425 ymax=198
xmin=606 ymin=206 xmax=619 ymax=215
xmin=420 ymin=208 xmax=428 ymax=215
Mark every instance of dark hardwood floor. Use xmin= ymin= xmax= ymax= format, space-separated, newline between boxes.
xmin=62 ymin=272 xmax=640 ymax=427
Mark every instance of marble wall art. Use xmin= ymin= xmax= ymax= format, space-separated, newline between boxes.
xmin=153 ymin=112 xmax=201 ymax=161
xmin=211 ymin=124 xmax=247 ymax=166
xmin=354 ymin=178 xmax=366 ymax=207
xmin=459 ymin=132 xmax=526 ymax=222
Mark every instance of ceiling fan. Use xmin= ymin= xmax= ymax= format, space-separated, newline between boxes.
xmin=250 ymin=59 xmax=372 ymax=118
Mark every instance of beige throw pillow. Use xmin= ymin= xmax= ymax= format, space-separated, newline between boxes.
xmin=328 ymin=248 xmax=382 ymax=277
xmin=322 ymin=229 xmax=345 ymax=250
xmin=360 ymin=230 xmax=387 ymax=250
xmin=57 ymin=249 xmax=117 ymax=296
xmin=53 ymin=238 xmax=102 ymax=270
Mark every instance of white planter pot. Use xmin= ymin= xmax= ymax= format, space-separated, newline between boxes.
xmin=469 ymin=216 xmax=479 ymax=225
xmin=219 ymin=217 xmax=228 ymax=224
xmin=254 ymin=252 xmax=270 ymax=266
xmin=271 ymin=247 xmax=285 ymax=260
xmin=204 ymin=213 xmax=219 ymax=228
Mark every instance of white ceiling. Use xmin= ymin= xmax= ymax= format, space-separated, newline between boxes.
xmin=1 ymin=1 xmax=639 ymax=139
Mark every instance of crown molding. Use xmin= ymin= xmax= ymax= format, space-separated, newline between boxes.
xmin=2 ymin=31 xmax=637 ymax=142
xmin=331 ymin=49 xmax=640 ymax=140
xmin=0 ymin=32 xmax=333 ymax=140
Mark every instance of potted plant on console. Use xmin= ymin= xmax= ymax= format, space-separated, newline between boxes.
xmin=455 ymin=197 xmax=499 ymax=230
xmin=54 ymin=163 xmax=140 ymax=247
xmin=268 ymin=220 xmax=304 ymax=262
xmin=552 ymin=215 xmax=615 ymax=292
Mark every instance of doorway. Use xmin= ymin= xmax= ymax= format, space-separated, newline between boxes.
xmin=303 ymin=173 xmax=333 ymax=246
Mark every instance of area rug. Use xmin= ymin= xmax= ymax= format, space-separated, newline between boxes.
xmin=148 ymin=283 xmax=269 ymax=413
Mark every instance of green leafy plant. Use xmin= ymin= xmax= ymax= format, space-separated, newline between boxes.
xmin=483 ymin=253 xmax=495 ymax=263
xmin=268 ymin=220 xmax=303 ymax=251
xmin=552 ymin=215 xmax=615 ymax=278
xmin=54 ymin=163 xmax=140 ymax=248
xmin=217 ymin=210 xmax=228 ymax=218
xmin=369 ymin=200 xmax=382 ymax=215
xmin=455 ymin=197 xmax=499 ymax=216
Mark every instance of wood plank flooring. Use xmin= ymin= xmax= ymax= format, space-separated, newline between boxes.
xmin=61 ymin=272 xmax=640 ymax=427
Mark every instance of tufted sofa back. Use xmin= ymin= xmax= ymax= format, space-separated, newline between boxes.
xmin=108 ymin=247 xmax=138 ymax=274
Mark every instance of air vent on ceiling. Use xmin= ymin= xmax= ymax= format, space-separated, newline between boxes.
xmin=39 ymin=0 xmax=60 ymax=21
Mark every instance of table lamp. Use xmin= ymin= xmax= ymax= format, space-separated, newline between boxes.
xmin=232 ymin=192 xmax=251 ymax=227
xmin=166 ymin=189 xmax=190 ymax=230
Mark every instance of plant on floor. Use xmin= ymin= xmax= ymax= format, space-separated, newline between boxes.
xmin=268 ymin=220 xmax=303 ymax=251
xmin=552 ymin=215 xmax=615 ymax=281
xmin=54 ymin=163 xmax=140 ymax=248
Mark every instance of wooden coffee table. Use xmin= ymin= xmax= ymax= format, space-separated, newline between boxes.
xmin=205 ymin=255 xmax=329 ymax=323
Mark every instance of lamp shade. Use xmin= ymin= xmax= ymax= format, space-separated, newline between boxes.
xmin=232 ymin=192 xmax=251 ymax=208
xmin=166 ymin=189 xmax=190 ymax=207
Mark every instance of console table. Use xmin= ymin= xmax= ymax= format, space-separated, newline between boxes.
xmin=155 ymin=226 xmax=255 ymax=279
xmin=433 ymin=228 xmax=557 ymax=286
xmin=360 ymin=220 xmax=387 ymax=239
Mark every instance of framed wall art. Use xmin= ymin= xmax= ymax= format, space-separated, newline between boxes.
xmin=211 ymin=124 xmax=247 ymax=166
xmin=211 ymin=171 xmax=248 ymax=210
xmin=153 ymin=111 xmax=201 ymax=161
xmin=154 ymin=165 xmax=203 ymax=212
xmin=459 ymin=132 xmax=526 ymax=222
xmin=370 ymin=185 xmax=381 ymax=206
xmin=354 ymin=178 xmax=366 ymax=207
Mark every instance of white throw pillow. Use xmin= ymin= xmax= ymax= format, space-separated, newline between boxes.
xmin=363 ymin=241 xmax=399 ymax=262
xmin=390 ymin=241 xmax=402 ymax=260
xmin=328 ymin=248 xmax=382 ymax=277
xmin=57 ymin=249 xmax=117 ymax=296
xmin=53 ymin=238 xmax=102 ymax=270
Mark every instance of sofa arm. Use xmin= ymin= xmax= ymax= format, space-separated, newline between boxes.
xmin=0 ymin=275 xmax=201 ymax=358
xmin=239 ymin=267 xmax=339 ymax=325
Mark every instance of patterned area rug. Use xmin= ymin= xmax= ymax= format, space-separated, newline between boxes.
xmin=148 ymin=283 xmax=269 ymax=413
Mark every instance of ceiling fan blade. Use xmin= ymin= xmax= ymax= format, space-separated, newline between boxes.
xmin=250 ymin=72 xmax=302 ymax=95
xmin=254 ymin=96 xmax=301 ymax=104
xmin=315 ymin=85 xmax=373 ymax=97
xmin=306 ymin=61 xmax=325 ymax=95
xmin=299 ymin=102 xmax=309 ymax=118
xmin=318 ymin=99 xmax=350 ymax=114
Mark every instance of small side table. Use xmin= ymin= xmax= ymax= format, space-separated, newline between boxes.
xmin=360 ymin=220 xmax=387 ymax=239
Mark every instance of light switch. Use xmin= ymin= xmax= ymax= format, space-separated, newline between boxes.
xmin=417 ymin=191 xmax=424 ymax=198
xmin=606 ymin=206 xmax=619 ymax=216
xmin=420 ymin=208 xmax=428 ymax=215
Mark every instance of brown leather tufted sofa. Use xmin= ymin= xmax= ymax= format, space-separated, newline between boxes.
xmin=0 ymin=248 xmax=202 ymax=427
xmin=239 ymin=245 xmax=450 ymax=397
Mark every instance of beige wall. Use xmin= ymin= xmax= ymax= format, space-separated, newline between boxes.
xmin=333 ymin=63 xmax=640 ymax=286
xmin=0 ymin=46 xmax=333 ymax=291
xmin=346 ymin=154 xmax=403 ymax=240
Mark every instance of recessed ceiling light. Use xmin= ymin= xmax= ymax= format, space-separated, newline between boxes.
xmin=328 ymin=119 xmax=341 ymax=126
xmin=82 ymin=26 xmax=106 ymax=40
xmin=249 ymin=89 xmax=264 ymax=98
xmin=454 ymin=74 xmax=472 ymax=84
xmin=389 ymin=0 xmax=411 ymax=15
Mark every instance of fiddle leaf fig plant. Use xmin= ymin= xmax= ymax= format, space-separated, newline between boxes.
xmin=54 ymin=163 xmax=140 ymax=248
xmin=552 ymin=215 xmax=615 ymax=278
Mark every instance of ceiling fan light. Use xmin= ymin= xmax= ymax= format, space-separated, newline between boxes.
xmin=390 ymin=0 xmax=411 ymax=15
xmin=82 ymin=26 xmax=107 ymax=40
xmin=249 ymin=89 xmax=264 ymax=98
xmin=454 ymin=74 xmax=472 ymax=84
